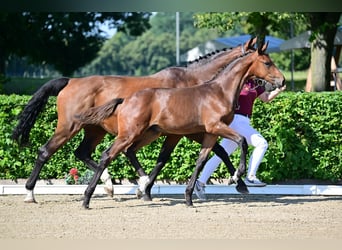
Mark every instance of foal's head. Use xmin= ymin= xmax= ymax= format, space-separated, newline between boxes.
xmin=247 ymin=41 xmax=286 ymax=90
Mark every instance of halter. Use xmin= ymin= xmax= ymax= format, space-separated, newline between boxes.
xmin=243 ymin=78 xmax=266 ymax=91
xmin=254 ymin=78 xmax=277 ymax=91
xmin=254 ymin=78 xmax=267 ymax=88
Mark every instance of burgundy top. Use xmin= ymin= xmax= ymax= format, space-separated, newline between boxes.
xmin=235 ymin=79 xmax=265 ymax=117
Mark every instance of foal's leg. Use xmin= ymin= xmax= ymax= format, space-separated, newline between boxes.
xmin=142 ymin=133 xmax=249 ymax=201
xmin=74 ymin=125 xmax=114 ymax=197
xmin=83 ymin=136 xmax=135 ymax=209
xmin=209 ymin=124 xmax=248 ymax=183
xmin=211 ymin=143 xmax=249 ymax=194
xmin=231 ymin=135 xmax=248 ymax=182
xmin=124 ymin=129 xmax=164 ymax=198
xmin=76 ymin=126 xmax=151 ymax=198
xmin=185 ymin=134 xmax=218 ymax=206
xmin=187 ymin=133 xmax=249 ymax=194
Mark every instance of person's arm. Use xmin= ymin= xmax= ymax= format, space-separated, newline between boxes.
xmin=258 ymin=85 xmax=286 ymax=103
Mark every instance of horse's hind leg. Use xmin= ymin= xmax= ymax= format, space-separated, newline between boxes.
xmin=83 ymin=136 xmax=133 ymax=209
xmin=125 ymin=149 xmax=148 ymax=176
xmin=74 ymin=125 xmax=114 ymax=197
xmin=25 ymin=128 xmax=78 ymax=203
xmin=124 ymin=148 xmax=149 ymax=198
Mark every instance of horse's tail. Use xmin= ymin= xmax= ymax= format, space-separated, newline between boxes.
xmin=12 ymin=77 xmax=70 ymax=146
xmin=75 ymin=98 xmax=124 ymax=125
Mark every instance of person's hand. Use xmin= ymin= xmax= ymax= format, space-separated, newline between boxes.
xmin=278 ymin=85 xmax=287 ymax=92
xmin=274 ymin=84 xmax=286 ymax=94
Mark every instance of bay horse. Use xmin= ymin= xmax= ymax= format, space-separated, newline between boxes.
xmin=76 ymin=41 xmax=285 ymax=208
xmin=12 ymin=38 xmax=257 ymax=203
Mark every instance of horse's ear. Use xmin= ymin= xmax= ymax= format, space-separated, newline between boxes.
xmin=250 ymin=36 xmax=257 ymax=47
xmin=244 ymin=36 xmax=257 ymax=51
xmin=262 ymin=41 xmax=269 ymax=52
xmin=257 ymin=40 xmax=269 ymax=54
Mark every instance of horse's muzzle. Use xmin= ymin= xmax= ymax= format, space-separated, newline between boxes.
xmin=278 ymin=77 xmax=286 ymax=88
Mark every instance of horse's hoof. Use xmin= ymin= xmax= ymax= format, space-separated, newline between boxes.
xmin=24 ymin=198 xmax=37 ymax=203
xmin=82 ymin=202 xmax=90 ymax=209
xmin=185 ymin=198 xmax=194 ymax=207
xmin=135 ymin=188 xmax=143 ymax=199
xmin=141 ymin=194 xmax=152 ymax=202
xmin=236 ymin=184 xmax=249 ymax=194
xmin=24 ymin=190 xmax=36 ymax=203
xmin=104 ymin=186 xmax=114 ymax=198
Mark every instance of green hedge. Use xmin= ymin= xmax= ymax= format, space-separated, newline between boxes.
xmin=1 ymin=92 xmax=342 ymax=183
xmin=254 ymin=91 xmax=342 ymax=182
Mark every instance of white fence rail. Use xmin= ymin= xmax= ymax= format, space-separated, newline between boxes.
xmin=1 ymin=184 xmax=342 ymax=196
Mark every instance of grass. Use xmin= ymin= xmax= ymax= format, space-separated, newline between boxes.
xmin=2 ymin=71 xmax=309 ymax=95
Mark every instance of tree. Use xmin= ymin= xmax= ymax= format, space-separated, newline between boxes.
xmin=80 ymin=12 xmax=222 ymax=76
xmin=194 ymin=12 xmax=296 ymax=44
xmin=79 ymin=32 xmax=135 ymax=75
xmin=194 ymin=12 xmax=341 ymax=91
xmin=305 ymin=12 xmax=341 ymax=91
xmin=0 ymin=12 xmax=151 ymax=76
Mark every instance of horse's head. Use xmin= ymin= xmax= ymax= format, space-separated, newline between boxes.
xmin=247 ymin=41 xmax=285 ymax=91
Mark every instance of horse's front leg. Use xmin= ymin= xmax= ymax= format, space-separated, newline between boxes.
xmin=185 ymin=134 xmax=217 ymax=206
xmin=209 ymin=123 xmax=248 ymax=185
xmin=188 ymin=133 xmax=249 ymax=194
xmin=143 ymin=135 xmax=182 ymax=201
xmin=226 ymin=135 xmax=248 ymax=185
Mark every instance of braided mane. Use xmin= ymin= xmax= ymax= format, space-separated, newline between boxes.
xmin=186 ymin=47 xmax=232 ymax=68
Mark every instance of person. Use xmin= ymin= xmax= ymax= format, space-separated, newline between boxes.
xmin=194 ymin=78 xmax=286 ymax=200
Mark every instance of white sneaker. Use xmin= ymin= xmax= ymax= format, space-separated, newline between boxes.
xmin=194 ymin=181 xmax=207 ymax=201
xmin=245 ymin=176 xmax=266 ymax=187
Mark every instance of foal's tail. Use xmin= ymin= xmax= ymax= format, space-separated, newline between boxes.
xmin=75 ymin=98 xmax=124 ymax=125
xmin=12 ymin=77 xmax=70 ymax=146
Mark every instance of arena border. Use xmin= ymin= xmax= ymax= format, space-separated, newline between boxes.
xmin=1 ymin=184 xmax=342 ymax=196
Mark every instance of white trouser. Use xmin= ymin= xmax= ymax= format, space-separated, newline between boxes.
xmin=198 ymin=114 xmax=268 ymax=184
